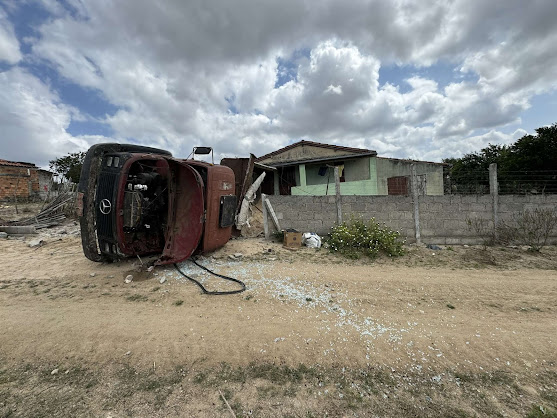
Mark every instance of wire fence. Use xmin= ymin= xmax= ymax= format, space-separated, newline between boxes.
xmin=498 ymin=170 xmax=557 ymax=195
xmin=444 ymin=172 xmax=490 ymax=195
xmin=445 ymin=170 xmax=557 ymax=195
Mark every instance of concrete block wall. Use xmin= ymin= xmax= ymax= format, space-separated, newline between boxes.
xmin=268 ymin=195 xmax=416 ymax=239
xmin=267 ymin=194 xmax=557 ymax=245
xmin=499 ymin=195 xmax=557 ymax=221
xmin=419 ymin=195 xmax=493 ymax=244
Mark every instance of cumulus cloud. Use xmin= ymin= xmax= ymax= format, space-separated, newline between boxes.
xmin=1 ymin=0 xmax=557 ymax=165
xmin=0 ymin=9 xmax=21 ymax=64
xmin=0 ymin=67 xmax=91 ymax=166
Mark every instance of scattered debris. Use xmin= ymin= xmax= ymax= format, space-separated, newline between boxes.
xmin=426 ymin=244 xmax=442 ymax=250
xmin=218 ymin=388 xmax=237 ymax=418
xmin=28 ymin=239 xmax=43 ymax=248
xmin=124 ymin=275 xmax=133 ymax=284
xmin=302 ymin=232 xmax=322 ymax=248
xmin=236 ymin=172 xmax=266 ymax=229
xmin=159 ymin=277 xmax=167 ymax=284
xmin=147 ymin=266 xmax=154 ymax=272
xmin=0 ymin=232 xmax=7 ymax=239
xmin=3 ymin=187 xmax=76 ymax=229
xmin=90 ymin=273 xmax=96 ymax=277
xmin=0 ymin=225 xmax=37 ymax=234
xmin=125 ymin=351 xmax=131 ymax=356
xmin=51 ymin=368 xmax=59 ymax=375
xmin=283 ymin=230 xmax=302 ymax=248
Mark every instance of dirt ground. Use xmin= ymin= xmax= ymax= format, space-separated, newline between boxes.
xmin=1 ymin=205 xmax=556 ymax=417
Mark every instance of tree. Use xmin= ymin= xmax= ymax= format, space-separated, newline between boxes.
xmin=443 ymin=144 xmax=509 ymax=193
xmin=444 ymin=123 xmax=557 ymax=194
xmin=49 ymin=151 xmax=86 ymax=183
xmin=505 ymin=124 xmax=557 ymax=172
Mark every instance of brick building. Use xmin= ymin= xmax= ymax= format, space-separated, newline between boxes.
xmin=0 ymin=159 xmax=42 ymax=201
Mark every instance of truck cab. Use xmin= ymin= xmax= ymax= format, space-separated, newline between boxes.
xmin=77 ymin=144 xmax=236 ymax=265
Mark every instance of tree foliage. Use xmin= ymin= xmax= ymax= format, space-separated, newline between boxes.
xmin=504 ymin=124 xmax=557 ymax=172
xmin=444 ymin=123 xmax=557 ymax=194
xmin=49 ymin=151 xmax=86 ymax=183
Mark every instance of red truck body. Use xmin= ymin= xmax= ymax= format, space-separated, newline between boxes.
xmin=77 ymin=144 xmax=236 ymax=265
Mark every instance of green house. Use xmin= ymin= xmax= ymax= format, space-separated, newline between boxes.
xmin=256 ymin=140 xmax=445 ymax=196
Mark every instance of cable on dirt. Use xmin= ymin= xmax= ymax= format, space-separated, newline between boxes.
xmin=174 ymin=259 xmax=246 ymax=295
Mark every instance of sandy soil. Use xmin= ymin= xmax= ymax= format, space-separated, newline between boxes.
xmin=0 ymin=215 xmax=556 ymax=417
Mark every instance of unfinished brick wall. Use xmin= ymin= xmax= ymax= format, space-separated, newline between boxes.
xmin=0 ymin=166 xmax=40 ymax=201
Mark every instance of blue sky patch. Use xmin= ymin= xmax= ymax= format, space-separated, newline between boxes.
xmin=22 ymin=61 xmax=118 ymax=118
xmin=379 ymin=60 xmax=478 ymax=93
xmin=5 ymin=2 xmax=51 ymax=54
xmin=225 ymin=94 xmax=239 ymax=114
xmin=275 ymin=48 xmax=311 ymax=88
xmin=510 ymin=90 xmax=557 ymax=133
xmin=67 ymin=120 xmax=113 ymax=137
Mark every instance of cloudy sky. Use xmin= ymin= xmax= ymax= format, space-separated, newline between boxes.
xmin=1 ymin=0 xmax=557 ymax=167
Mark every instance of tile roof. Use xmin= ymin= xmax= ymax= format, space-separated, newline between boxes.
xmin=256 ymin=140 xmax=376 ymax=162
xmin=0 ymin=159 xmax=37 ymax=168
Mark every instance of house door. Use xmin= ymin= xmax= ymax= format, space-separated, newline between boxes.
xmin=279 ymin=167 xmax=296 ymax=195
xmin=387 ymin=176 xmax=409 ymax=195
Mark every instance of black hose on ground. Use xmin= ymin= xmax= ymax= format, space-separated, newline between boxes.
xmin=174 ymin=259 xmax=246 ymax=295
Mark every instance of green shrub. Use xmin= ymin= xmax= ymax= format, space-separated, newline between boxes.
xmin=328 ymin=217 xmax=405 ymax=259
xmin=526 ymin=404 xmax=557 ymax=418
xmin=272 ymin=230 xmax=285 ymax=241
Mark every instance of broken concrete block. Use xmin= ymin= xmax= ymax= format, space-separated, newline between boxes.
xmin=28 ymin=239 xmax=43 ymax=248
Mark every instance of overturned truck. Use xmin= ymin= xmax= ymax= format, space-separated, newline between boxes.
xmin=77 ymin=144 xmax=236 ymax=265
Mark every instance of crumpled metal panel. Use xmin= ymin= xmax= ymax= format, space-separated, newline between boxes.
xmin=156 ymin=160 xmax=204 ymax=265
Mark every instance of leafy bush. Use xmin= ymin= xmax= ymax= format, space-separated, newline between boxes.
xmin=328 ymin=217 xmax=405 ymax=259
xmin=497 ymin=208 xmax=557 ymax=251
xmin=272 ymin=230 xmax=285 ymax=241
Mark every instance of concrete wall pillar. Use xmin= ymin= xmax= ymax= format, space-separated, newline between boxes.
xmin=411 ymin=164 xmax=421 ymax=244
xmin=489 ymin=163 xmax=499 ymax=237
xmin=274 ymin=171 xmax=279 ymax=195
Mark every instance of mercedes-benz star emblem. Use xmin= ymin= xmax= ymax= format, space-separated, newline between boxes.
xmin=99 ymin=199 xmax=112 ymax=215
